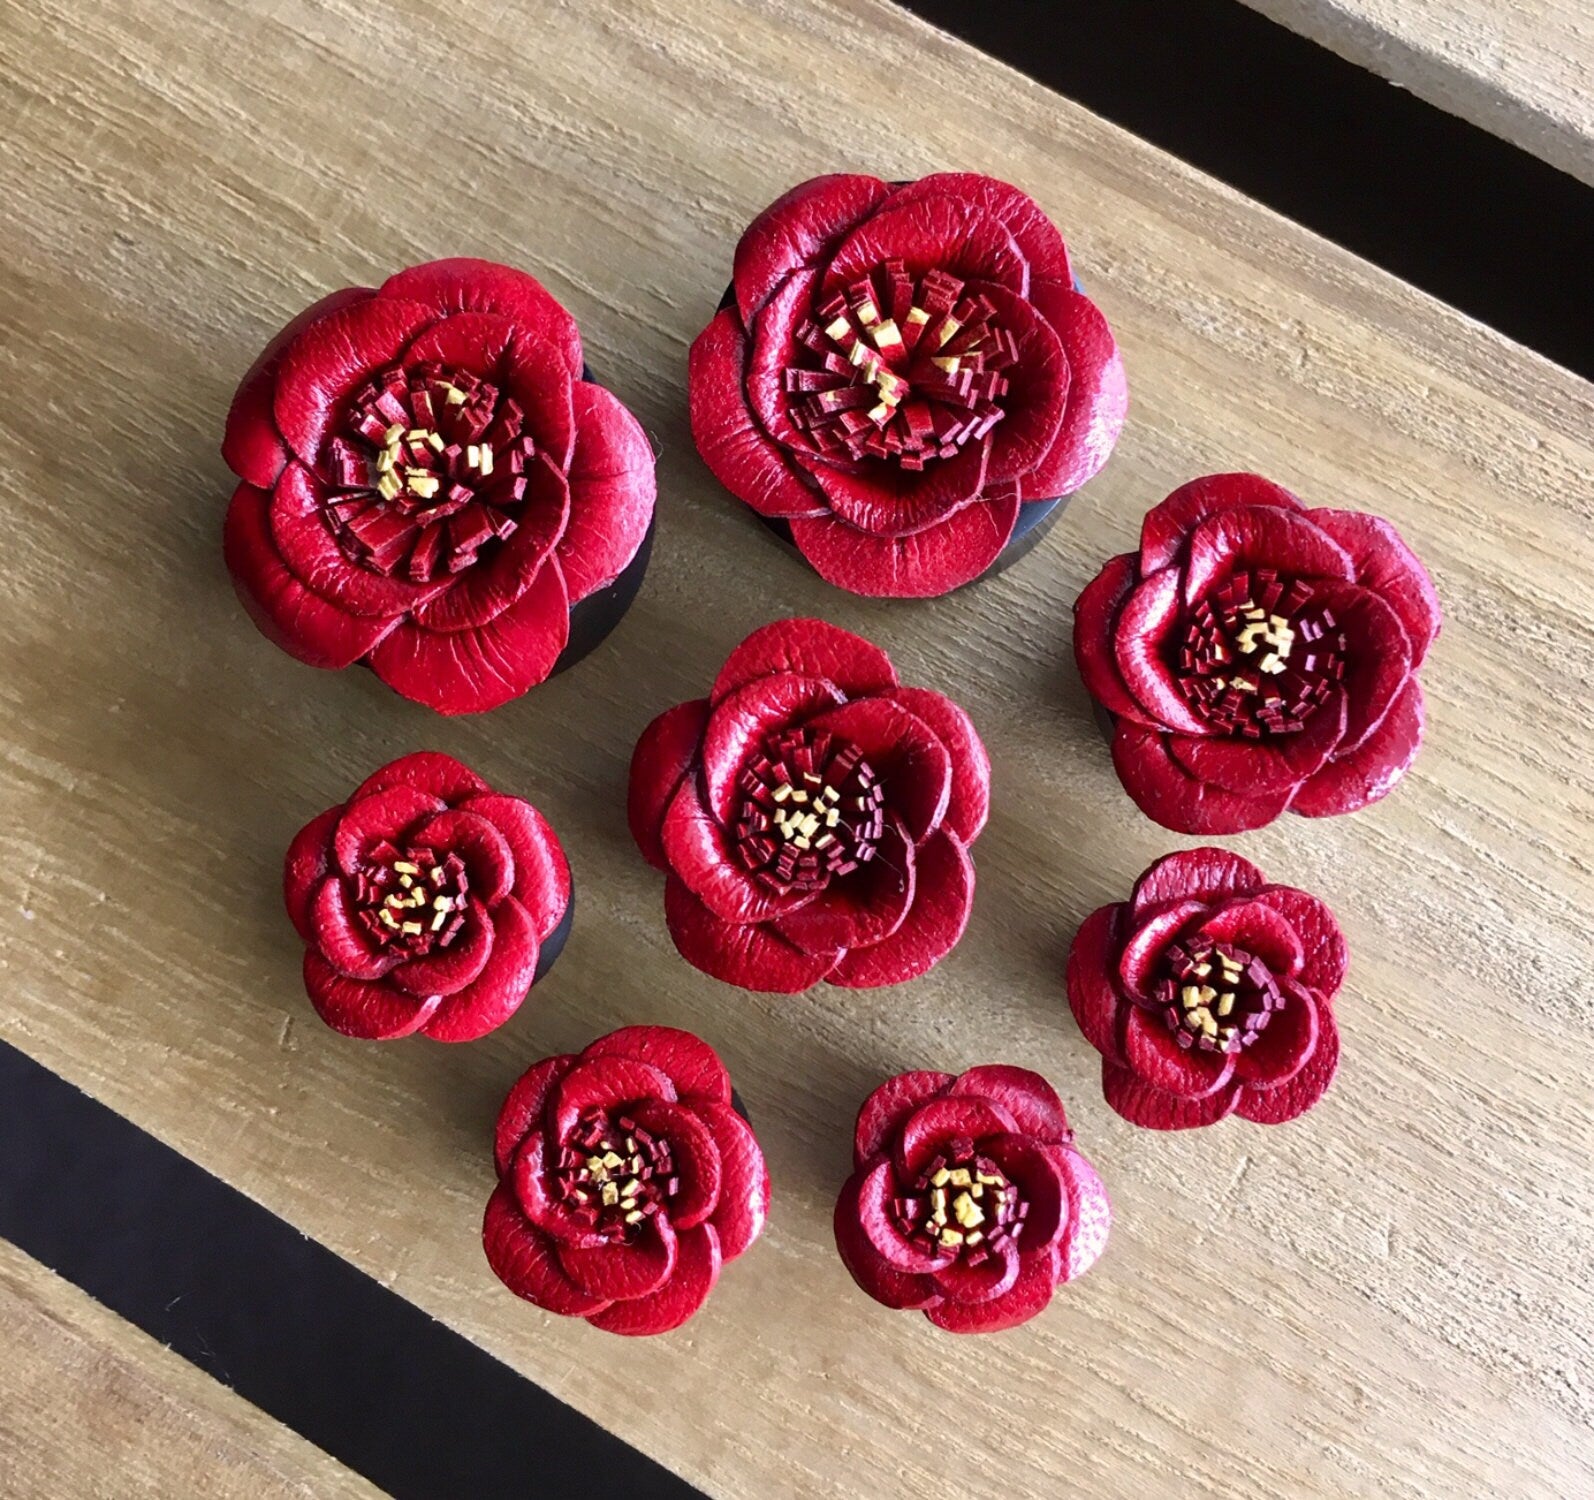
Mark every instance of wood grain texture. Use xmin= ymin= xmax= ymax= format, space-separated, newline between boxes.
xmin=1 ymin=1 xmax=1591 ymax=1496
xmin=1239 ymin=0 xmax=1594 ymax=185
xmin=0 ymin=1242 xmax=379 ymax=1499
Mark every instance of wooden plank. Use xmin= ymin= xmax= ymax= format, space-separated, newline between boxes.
xmin=1239 ymin=0 xmax=1594 ymax=185
xmin=0 ymin=1241 xmax=380 ymax=1499
xmin=0 ymin=1 xmax=1590 ymax=1496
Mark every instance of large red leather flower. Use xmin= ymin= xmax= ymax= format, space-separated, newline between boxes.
xmin=1074 ymin=473 xmax=1440 ymax=832
xmin=284 ymin=752 xmax=570 ymax=1042
xmin=628 ymin=618 xmax=989 ymax=991
xmin=1067 ymin=849 xmax=1346 ymax=1129
xmin=834 ymin=1066 xmax=1109 ymax=1333
xmin=483 ymin=1026 xmax=769 ymax=1336
xmin=224 ymin=259 xmax=656 ymax=714
xmin=689 ymin=173 xmax=1127 ymax=597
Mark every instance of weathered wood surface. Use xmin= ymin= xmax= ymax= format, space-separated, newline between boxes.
xmin=1240 ymin=0 xmax=1594 ymax=185
xmin=1 ymin=0 xmax=1591 ymax=1495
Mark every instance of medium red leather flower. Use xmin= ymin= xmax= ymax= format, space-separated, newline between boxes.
xmin=224 ymin=258 xmax=656 ymax=714
xmin=1067 ymin=848 xmax=1346 ymax=1129
xmin=284 ymin=752 xmax=570 ymax=1041
xmin=628 ymin=618 xmax=989 ymax=991
xmin=1074 ymin=473 xmax=1440 ymax=832
xmin=834 ymin=1066 xmax=1109 ymax=1333
xmin=689 ymin=173 xmax=1127 ymax=597
xmin=483 ymin=1026 xmax=770 ymax=1336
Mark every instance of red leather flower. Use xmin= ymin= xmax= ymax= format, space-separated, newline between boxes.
xmin=1074 ymin=473 xmax=1440 ymax=832
xmin=689 ymin=173 xmax=1127 ymax=597
xmin=628 ymin=618 xmax=989 ymax=991
xmin=1067 ymin=848 xmax=1346 ymax=1129
xmin=834 ymin=1066 xmax=1109 ymax=1332
xmin=224 ymin=259 xmax=656 ymax=714
xmin=483 ymin=1026 xmax=770 ymax=1336
xmin=284 ymin=751 xmax=570 ymax=1041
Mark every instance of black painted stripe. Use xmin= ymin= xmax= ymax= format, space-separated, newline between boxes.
xmin=899 ymin=0 xmax=1594 ymax=380
xmin=0 ymin=1040 xmax=704 ymax=1500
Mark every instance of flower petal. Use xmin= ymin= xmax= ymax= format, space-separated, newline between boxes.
xmin=387 ymin=896 xmax=494 ymax=998
xmin=972 ymin=282 xmax=1067 ymax=486
xmin=1167 ymin=689 xmax=1347 ymax=795
xmin=1022 ymin=286 xmax=1127 ymax=498
xmin=224 ymin=483 xmax=394 ymax=669
xmin=797 ymin=440 xmax=989 ymax=538
xmin=273 ymin=295 xmax=436 ymax=463
xmin=352 ymin=752 xmax=489 ymax=804
xmin=1184 ymin=504 xmax=1355 ymax=604
xmin=745 ymin=268 xmax=823 ymax=453
xmin=585 ymin=1224 xmax=723 ymax=1336
xmin=1293 ymin=678 xmax=1424 ymax=818
xmin=494 ymin=1053 xmax=578 ymax=1178
xmin=548 ymin=1056 xmax=678 ymax=1149
xmin=893 ymin=1096 xmax=1017 ymax=1182
xmin=628 ymin=699 xmax=711 ymax=871
xmin=663 ymin=876 xmax=840 ymax=993
xmin=302 ymin=951 xmax=438 ymax=1040
xmin=733 ymin=173 xmax=891 ymax=325
xmin=457 ymin=794 xmax=570 ymax=937
xmin=853 ymin=1071 xmax=955 ymax=1164
xmin=1235 ymin=996 xmax=1339 ymax=1123
xmin=1072 ymin=553 xmax=1157 ymax=727
xmin=1112 ymin=722 xmax=1294 ymax=834
xmin=931 ymin=1244 xmax=1021 ymax=1307
xmin=1196 ymin=897 xmax=1306 ymax=979
xmin=661 ymin=778 xmax=817 ymax=923
xmin=924 ymin=1246 xmax=1059 ymax=1333
xmin=309 ymin=876 xmax=404 ymax=980
xmin=1130 ymin=848 xmax=1266 ymax=918
xmin=284 ymin=807 xmax=340 ymax=942
xmin=687 ymin=309 xmax=827 ymax=519
xmin=982 ymin=1133 xmax=1069 ymax=1247
xmin=367 ymin=553 xmax=571 ymax=715
xmin=405 ymin=808 xmax=515 ymax=905
xmin=1101 ymin=1058 xmax=1238 ymax=1131
xmin=1308 ymin=508 xmax=1441 ymax=666
xmin=710 ymin=618 xmax=898 ymax=704
xmin=775 ymin=816 xmax=915 ymax=954
xmin=1123 ymin=1005 xmax=1237 ymax=1100
xmin=888 ymin=173 xmax=1072 ymax=286
xmin=950 ymin=1066 xmax=1069 ymax=1144
xmin=380 ymin=259 xmax=583 ymax=378
xmin=580 ymin=1027 xmax=732 ymax=1107
xmin=1233 ymin=977 xmax=1321 ymax=1088
xmin=850 ymin=1158 xmax=954 ymax=1274
xmin=700 ymin=671 xmax=844 ymax=825
xmin=1117 ymin=898 xmax=1207 ymax=1000
xmin=331 ymin=786 xmax=446 ymax=877
xmin=698 ymin=1102 xmax=770 ymax=1259
xmin=789 ymin=488 xmax=1021 ymax=598
xmin=1112 ymin=567 xmax=1209 ymax=735
xmin=508 ymin=1132 xmax=609 ymax=1250
xmin=833 ymin=1171 xmax=941 ymax=1311
xmin=828 ymin=828 xmax=973 ymax=988
xmin=482 ymin=1184 xmax=610 ymax=1317
xmin=1304 ymin=580 xmax=1413 ymax=753
xmin=627 ymin=1097 xmax=723 ymax=1230
xmin=559 ymin=381 xmax=657 ymax=601
xmin=884 ymin=688 xmax=990 ymax=843
xmin=1140 ymin=473 xmax=1304 ymax=574
xmin=556 ymin=1213 xmax=678 ymax=1303
xmin=1254 ymin=886 xmax=1348 ymax=996
xmin=418 ymin=896 xmax=541 ymax=1041
xmin=1055 ymin=1147 xmax=1112 ymax=1281
xmin=822 ymin=196 xmax=1028 ymax=297
xmin=801 ymin=696 xmax=952 ymax=842
xmin=1066 ymin=903 xmax=1129 ymax=1064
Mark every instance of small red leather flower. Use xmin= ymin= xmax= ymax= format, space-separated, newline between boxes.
xmin=689 ymin=173 xmax=1127 ymax=597
xmin=1074 ymin=473 xmax=1440 ymax=833
xmin=1067 ymin=848 xmax=1346 ymax=1129
xmin=834 ymin=1066 xmax=1109 ymax=1333
xmin=224 ymin=259 xmax=656 ymax=714
xmin=628 ymin=618 xmax=989 ymax=991
xmin=284 ymin=752 xmax=570 ymax=1041
xmin=483 ymin=1026 xmax=770 ymax=1336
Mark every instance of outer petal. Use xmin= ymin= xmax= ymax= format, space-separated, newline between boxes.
xmin=1235 ymin=996 xmax=1339 ymax=1123
xmin=732 ymin=173 xmax=891 ymax=325
xmin=889 ymin=173 xmax=1072 ymax=287
xmin=1065 ymin=904 xmax=1129 ymax=1064
xmin=418 ymin=896 xmax=542 ymax=1042
xmin=789 ymin=488 xmax=1020 ymax=599
xmin=801 ymin=697 xmax=952 ymax=843
xmin=627 ymin=1098 xmax=722 ymax=1229
xmin=663 ymin=877 xmax=840 ymax=993
xmin=380 ymin=259 xmax=584 ymax=379
xmin=950 ymin=1066 xmax=1069 ymax=1144
xmin=585 ymin=1224 xmax=723 ymax=1336
xmin=302 ymin=951 xmax=438 ymax=1040
xmin=1021 ymin=287 xmax=1127 ymax=498
xmin=1055 ymin=1148 xmax=1112 ymax=1281
xmin=1253 ymin=886 xmax=1348 ymax=997
xmin=853 ymin=1071 xmax=955 ymax=1165
xmin=1112 ymin=723 xmax=1294 ymax=835
xmin=273 ymin=295 xmax=436 ymax=463
xmin=1123 ymin=1006 xmax=1236 ymax=1100
xmin=834 ymin=1174 xmax=941 ymax=1311
xmin=1309 ymin=508 xmax=1441 ymax=666
xmin=1168 ymin=690 xmax=1347 ymax=795
xmin=1139 ymin=473 xmax=1304 ymax=575
xmin=1293 ymin=679 xmax=1424 ymax=818
xmin=352 ymin=752 xmax=489 ymax=804
xmin=1232 ymin=977 xmax=1320 ymax=1089
xmin=224 ymin=483 xmax=394 ymax=669
xmin=822 ymin=196 xmax=1029 ymax=297
xmin=628 ymin=699 xmax=711 ymax=870
xmin=700 ymin=671 xmax=845 ymax=825
xmin=1072 ymin=553 xmax=1157 ymax=727
xmin=687 ymin=309 xmax=827 ymax=519
xmin=284 ymin=807 xmax=341 ymax=942
xmin=885 ymin=687 xmax=991 ymax=843
xmin=661 ymin=778 xmax=817 ymax=924
xmin=458 ymin=794 xmax=570 ymax=937
xmin=581 ymin=1027 xmax=732 ymax=1107
xmin=827 ymin=829 xmax=973 ymax=988
xmin=709 ymin=618 xmax=897 ymax=704
xmin=559 ymin=381 xmax=657 ymax=602
xmin=1130 ymin=848 xmax=1265 ymax=918
xmin=493 ymin=1053 xmax=578 ymax=1178
xmin=698 ymin=1102 xmax=770 ymax=1259
xmin=925 ymin=1246 xmax=1060 ymax=1333
xmin=1112 ymin=567 xmax=1209 ymax=736
xmin=1101 ymin=1058 xmax=1239 ymax=1131
xmin=367 ymin=554 xmax=571 ymax=715
xmin=1183 ymin=505 xmax=1355 ymax=603
xmin=893 ymin=1096 xmax=1017 ymax=1181
xmin=774 ymin=816 xmax=916 ymax=955
xmin=482 ymin=1185 xmax=610 ymax=1317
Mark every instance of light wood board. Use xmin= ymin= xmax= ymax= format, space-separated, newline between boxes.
xmin=1 ymin=0 xmax=1592 ymax=1496
xmin=0 ymin=1241 xmax=379 ymax=1499
xmin=1239 ymin=0 xmax=1594 ymax=185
